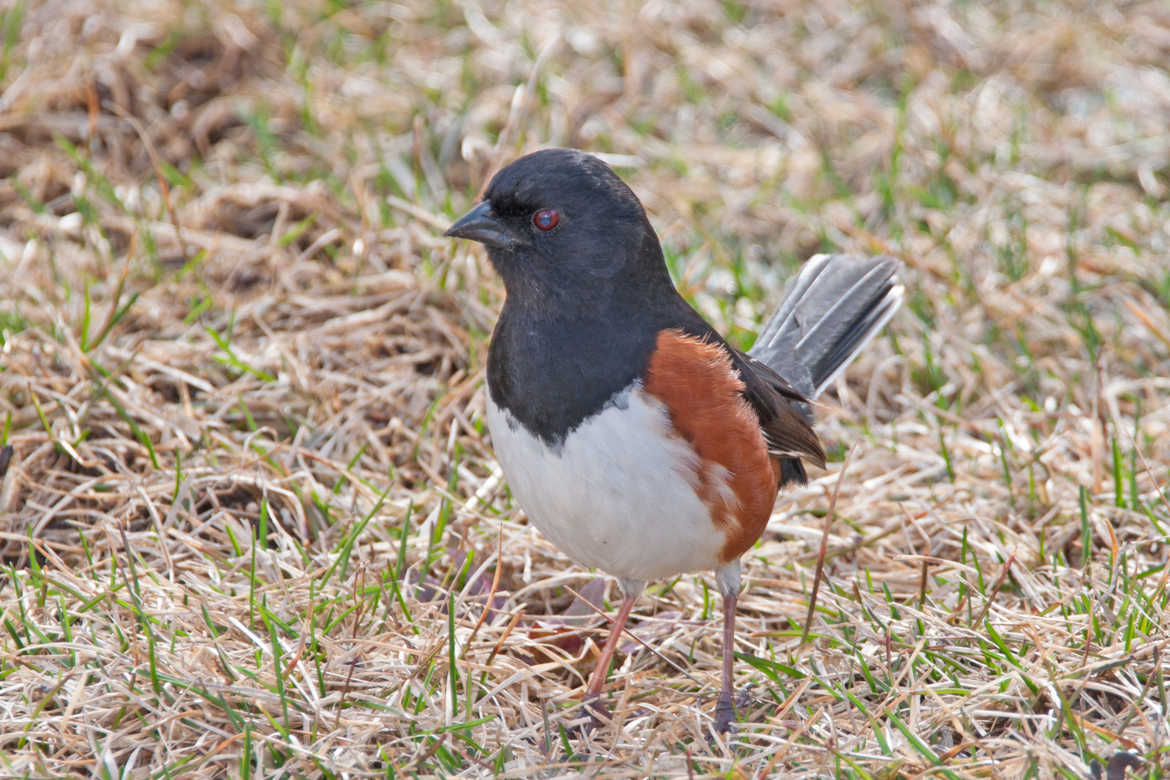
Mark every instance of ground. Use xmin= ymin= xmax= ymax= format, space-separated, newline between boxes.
xmin=1 ymin=0 xmax=1169 ymax=777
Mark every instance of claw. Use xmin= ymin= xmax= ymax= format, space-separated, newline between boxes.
xmin=584 ymin=694 xmax=611 ymax=728
xmin=568 ymin=695 xmax=611 ymax=737
xmin=713 ymin=691 xmax=737 ymax=734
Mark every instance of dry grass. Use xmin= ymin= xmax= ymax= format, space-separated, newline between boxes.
xmin=2 ymin=0 xmax=1169 ymax=776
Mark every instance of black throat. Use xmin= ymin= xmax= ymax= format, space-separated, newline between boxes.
xmin=486 ymin=256 xmax=712 ymax=447
xmin=488 ymin=316 xmax=630 ymax=448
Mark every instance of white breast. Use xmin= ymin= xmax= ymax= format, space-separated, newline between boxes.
xmin=485 ymin=382 xmax=728 ymax=586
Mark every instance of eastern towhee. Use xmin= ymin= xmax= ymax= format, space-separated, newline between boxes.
xmin=446 ymin=148 xmax=902 ymax=733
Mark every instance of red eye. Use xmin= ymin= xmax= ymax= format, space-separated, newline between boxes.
xmin=532 ymin=208 xmax=559 ymax=231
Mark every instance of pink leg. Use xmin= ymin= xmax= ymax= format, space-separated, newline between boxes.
xmin=713 ymin=589 xmax=737 ymax=732
xmin=582 ymin=593 xmax=638 ymax=722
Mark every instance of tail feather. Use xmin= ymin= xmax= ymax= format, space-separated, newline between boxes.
xmin=750 ymin=254 xmax=903 ymax=400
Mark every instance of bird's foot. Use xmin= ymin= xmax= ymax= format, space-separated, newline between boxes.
xmin=583 ymin=694 xmax=611 ymax=729
xmin=568 ymin=694 xmax=611 ymax=736
xmin=713 ymin=691 xmax=737 ymax=735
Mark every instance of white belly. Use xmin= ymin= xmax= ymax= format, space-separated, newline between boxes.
xmin=485 ymin=382 xmax=726 ymax=585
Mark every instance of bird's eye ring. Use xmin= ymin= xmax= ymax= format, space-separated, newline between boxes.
xmin=532 ymin=209 xmax=559 ymax=231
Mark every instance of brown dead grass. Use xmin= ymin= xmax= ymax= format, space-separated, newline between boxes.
xmin=2 ymin=0 xmax=1169 ymax=777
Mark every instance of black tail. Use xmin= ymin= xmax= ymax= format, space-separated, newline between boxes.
xmin=749 ymin=254 xmax=903 ymax=400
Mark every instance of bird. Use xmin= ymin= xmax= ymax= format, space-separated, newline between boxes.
xmin=445 ymin=148 xmax=902 ymax=733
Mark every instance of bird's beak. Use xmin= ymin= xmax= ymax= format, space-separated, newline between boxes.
xmin=445 ymin=201 xmax=518 ymax=250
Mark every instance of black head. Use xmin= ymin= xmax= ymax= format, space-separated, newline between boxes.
xmin=445 ymin=149 xmax=673 ymax=306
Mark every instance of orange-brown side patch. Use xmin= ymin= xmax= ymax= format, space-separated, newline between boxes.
xmin=644 ymin=329 xmax=779 ymax=564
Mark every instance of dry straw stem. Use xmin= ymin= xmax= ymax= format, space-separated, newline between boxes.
xmin=1 ymin=0 xmax=1169 ymax=777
